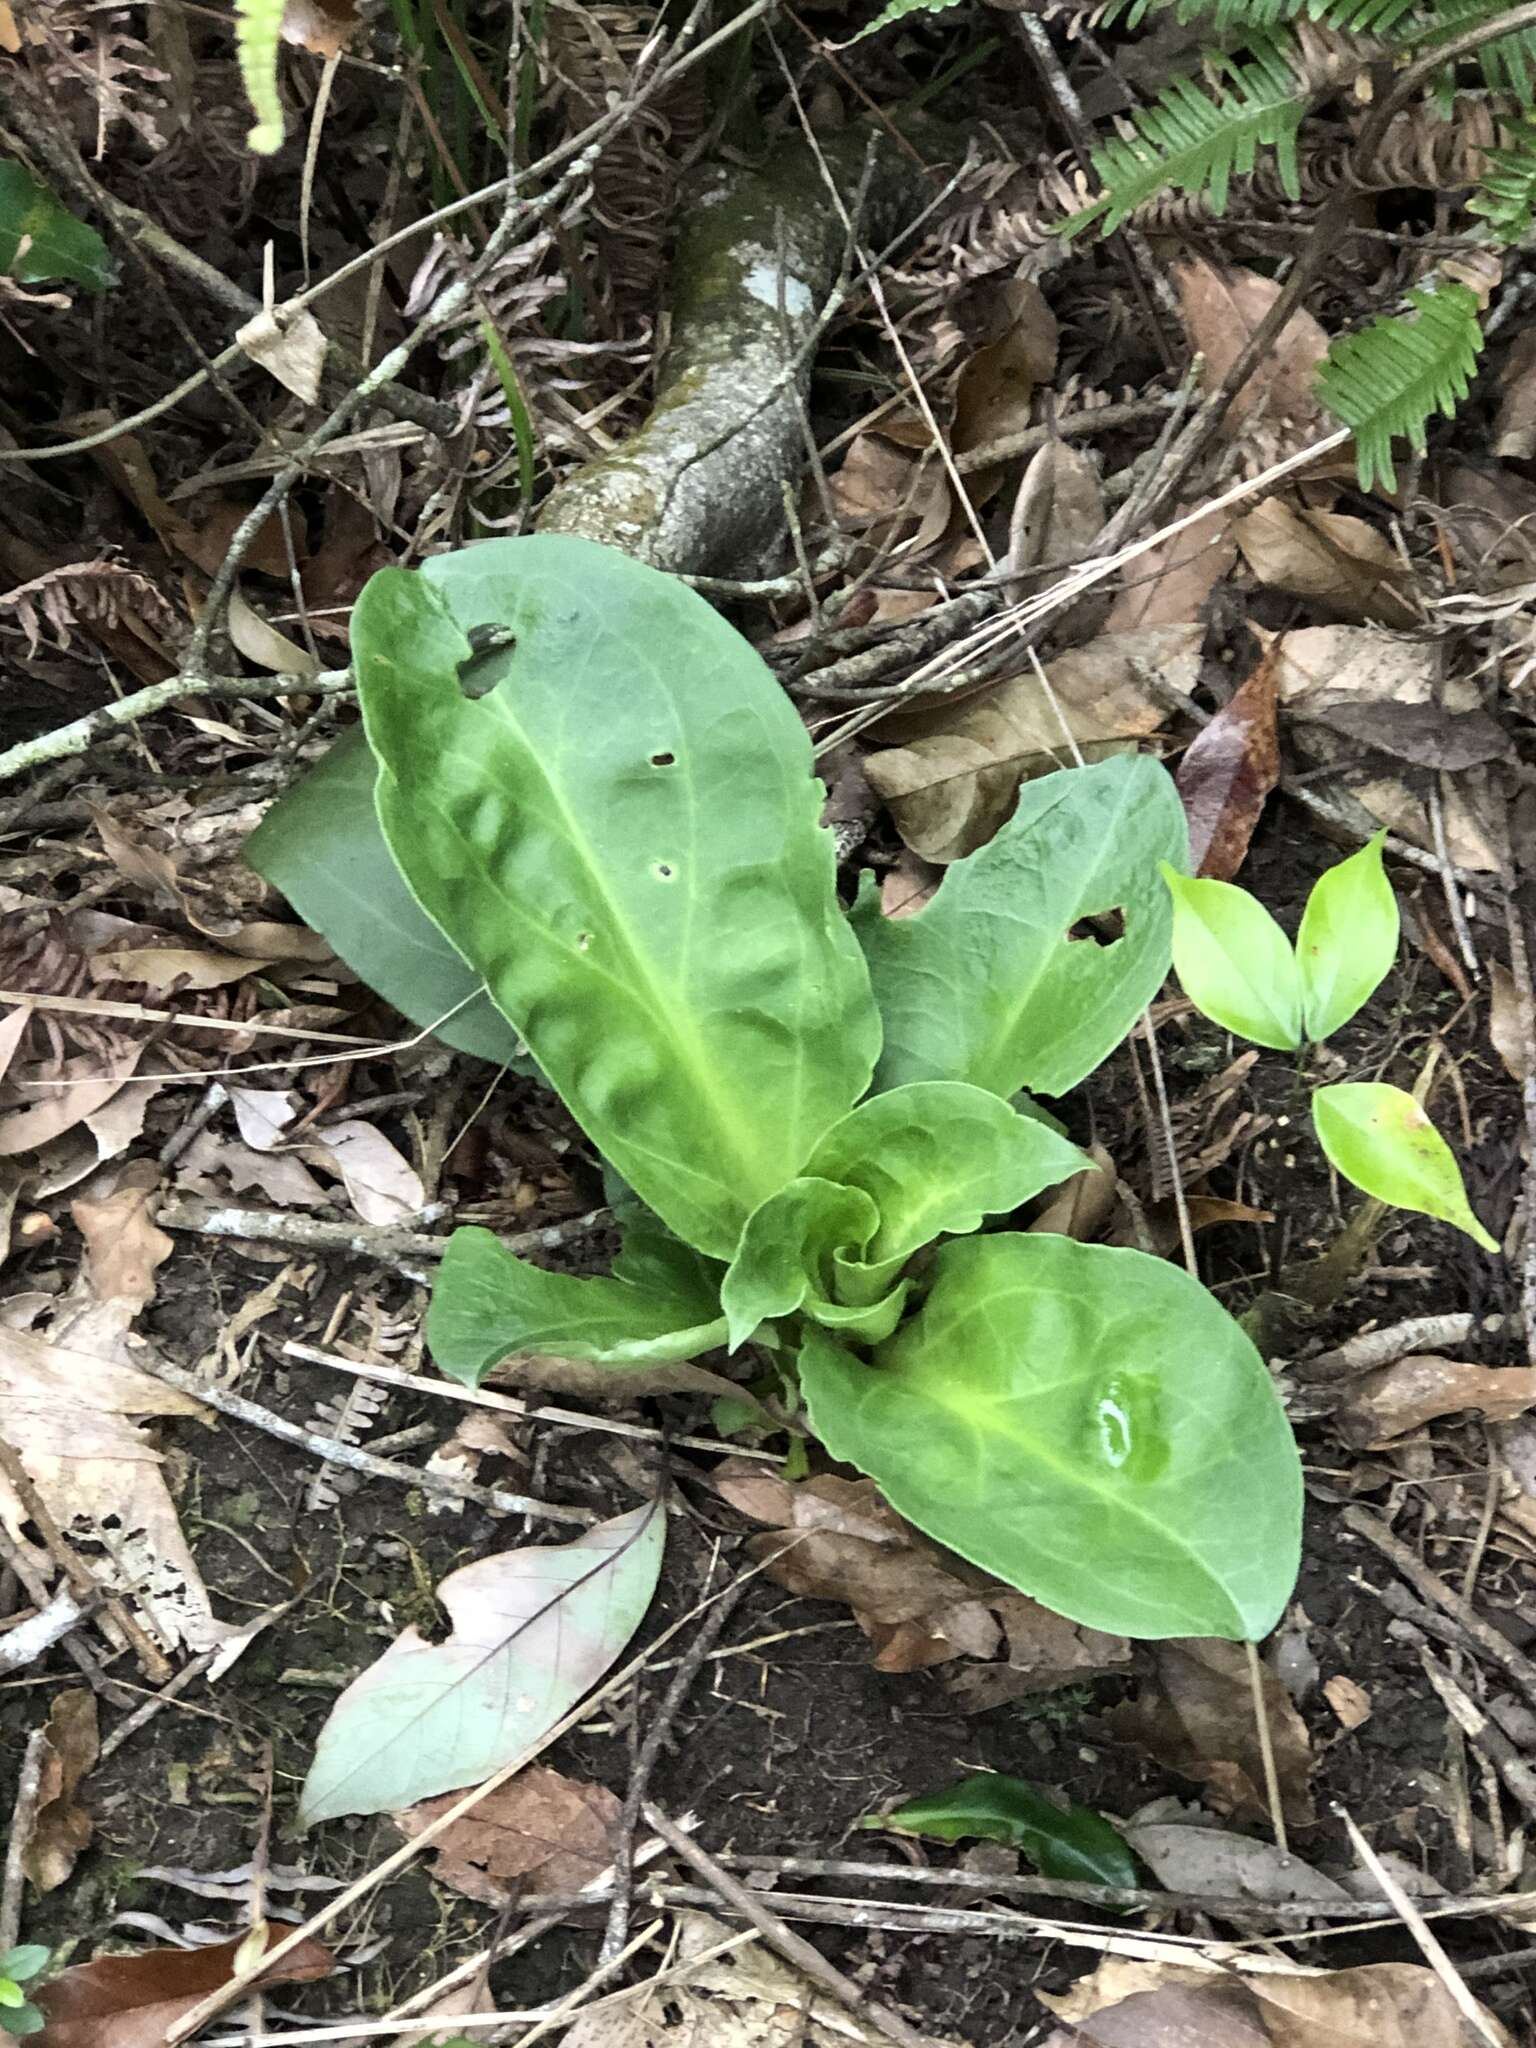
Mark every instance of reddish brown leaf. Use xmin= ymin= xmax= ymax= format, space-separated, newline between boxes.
xmin=1177 ymin=642 xmax=1281 ymax=879
xmin=396 ymin=1767 xmax=621 ymax=1905
xmin=23 ymin=1687 xmax=98 ymax=1891
xmin=35 ymin=1931 xmax=333 ymax=2048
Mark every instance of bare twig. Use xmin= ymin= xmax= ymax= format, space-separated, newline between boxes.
xmin=1502 ymin=884 xmax=1536 ymax=1363
xmin=97 ymin=1649 xmax=221 ymax=1764
xmin=156 ymin=1195 xmax=608 ymax=1269
xmin=0 ymin=1525 xmax=134 ymax=1708
xmin=641 ymin=1804 xmax=939 ymax=2048
xmin=133 ymin=1353 xmax=593 ymax=1527
xmin=0 ymin=1585 xmax=88 ymax=1675
xmin=1421 ymin=1651 xmax=1536 ymax=1824
xmin=601 ymin=1570 xmax=749 ymax=1962
xmin=1299 ymin=1313 xmax=1478 ymax=1380
xmin=0 ymin=1727 xmax=45 ymax=1952
xmin=1343 ymin=1504 xmax=1536 ymax=1713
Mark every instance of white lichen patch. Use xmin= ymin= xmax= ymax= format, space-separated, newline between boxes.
xmin=742 ymin=259 xmax=814 ymax=318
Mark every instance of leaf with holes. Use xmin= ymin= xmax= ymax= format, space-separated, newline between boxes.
xmin=353 ymin=536 xmax=880 ymax=1259
xmin=853 ymin=755 xmax=1188 ymax=1100
xmin=245 ymin=728 xmax=533 ymax=1069
xmin=1313 ymin=1084 xmax=1498 ymax=1253
xmin=299 ymin=1498 xmax=666 ymax=1822
xmin=798 ymin=1235 xmax=1302 ymax=1641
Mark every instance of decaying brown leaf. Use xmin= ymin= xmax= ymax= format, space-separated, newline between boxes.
xmin=73 ymin=1163 xmax=174 ymax=1313
xmin=1108 ymin=1638 xmax=1315 ymax=1826
xmin=396 ymin=1766 xmax=621 ymax=1904
xmin=23 ymin=1687 xmax=98 ymax=1891
xmin=1491 ymin=962 xmax=1530 ymax=1083
xmin=1124 ymin=1818 xmax=1353 ymax=1907
xmin=1335 ymin=1356 xmax=1536 ymax=1447
xmin=1104 ymin=505 xmax=1236 ymax=631
xmin=716 ymin=1466 xmax=1129 ymax=1683
xmin=1172 ymin=258 xmax=1329 ymax=454
xmin=34 ymin=1929 xmax=334 ymax=2048
xmin=1038 ymin=1956 xmax=1512 ymax=2047
xmin=864 ymin=625 xmax=1191 ymax=862
xmin=1177 ymin=641 xmax=1281 ymax=880
xmin=1234 ymin=500 xmax=1418 ymax=627
xmin=1323 ymin=1675 xmax=1372 ymax=1730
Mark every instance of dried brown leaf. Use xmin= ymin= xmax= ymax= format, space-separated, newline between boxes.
xmin=1104 ymin=505 xmax=1237 ymax=631
xmin=307 ymin=1119 xmax=424 ymax=1226
xmin=1491 ymin=962 xmax=1530 ymax=1083
xmin=1172 ymin=258 xmax=1329 ymax=448
xmin=1322 ymin=1674 xmax=1372 ymax=1729
xmin=1108 ymin=1638 xmax=1314 ymax=1826
xmin=1336 ymin=1356 xmax=1536 ymax=1447
xmin=396 ymin=1767 xmax=621 ymax=1904
xmin=1124 ymin=1820 xmax=1352 ymax=1906
xmin=235 ymin=304 xmax=328 ymax=405
xmin=0 ymin=1047 xmax=144 ymax=1158
xmin=35 ymin=1930 xmax=334 ymax=2048
xmin=73 ymin=1164 xmax=173 ymax=1312
xmin=23 ymin=1687 xmax=98 ymax=1891
xmin=1234 ymin=500 xmax=1418 ymax=627
xmin=1177 ymin=641 xmax=1281 ymax=879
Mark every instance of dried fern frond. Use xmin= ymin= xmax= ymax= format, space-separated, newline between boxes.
xmin=2 ymin=559 xmax=180 ymax=656
xmin=1316 ymin=281 xmax=1484 ymax=490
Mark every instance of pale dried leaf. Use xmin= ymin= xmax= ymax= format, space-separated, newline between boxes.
xmin=308 ymin=1119 xmax=424 ymax=1225
xmin=228 ymin=589 xmax=319 ymax=675
xmin=0 ymin=1049 xmax=143 ymax=1157
xmin=23 ymin=1688 xmax=98 ymax=1891
xmin=1104 ymin=505 xmax=1236 ymax=631
xmin=1234 ymin=500 xmax=1418 ymax=627
xmin=1323 ymin=1675 xmax=1372 ymax=1729
xmin=235 ymin=304 xmax=328 ymax=404
xmin=1336 ymin=1356 xmax=1536 ymax=1446
xmin=73 ymin=1166 xmax=173 ymax=1310
xmin=176 ymin=1129 xmax=328 ymax=1209
xmin=1123 ymin=1821 xmax=1352 ymax=1905
xmin=1490 ymin=962 xmax=1529 ymax=1083
xmin=1173 ymin=258 xmax=1329 ymax=449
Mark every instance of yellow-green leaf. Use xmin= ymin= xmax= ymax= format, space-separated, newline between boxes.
xmin=1313 ymin=1083 xmax=1498 ymax=1253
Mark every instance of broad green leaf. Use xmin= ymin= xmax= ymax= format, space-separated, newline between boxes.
xmin=300 ymin=1498 xmax=664 ymax=1821
xmin=0 ymin=1988 xmax=22 ymax=2011
xmin=799 ymin=1234 xmax=1302 ymax=1640
xmin=721 ymin=1178 xmax=881 ymax=1350
xmin=1313 ymin=1083 xmax=1498 ymax=1252
xmin=0 ymin=2007 xmax=42 ymax=2037
xmin=864 ymin=1773 xmax=1143 ymax=1891
xmin=354 ymin=536 xmax=880 ymax=1258
xmin=1295 ymin=833 xmax=1399 ymax=1043
xmin=0 ymin=1959 xmax=45 ymax=1990
xmin=854 ymin=755 xmax=1187 ymax=1099
xmin=0 ymin=161 xmax=112 ymax=290
xmin=428 ymin=1225 xmax=728 ymax=1387
xmin=246 ymin=727 xmax=533 ymax=1068
xmin=1160 ymin=864 xmax=1303 ymax=1051
xmin=808 ymin=1081 xmax=1089 ymax=1296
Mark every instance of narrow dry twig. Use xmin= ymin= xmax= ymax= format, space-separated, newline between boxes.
xmin=157 ymin=1195 xmax=609 ymax=1269
xmin=0 ymin=1727 xmax=45 ymax=1953
xmin=601 ymin=1570 xmax=749 ymax=1962
xmin=1421 ymin=1651 xmax=1536 ymax=1824
xmin=135 ymin=1353 xmax=593 ymax=1527
xmin=0 ymin=1525 xmax=133 ymax=1707
xmin=641 ymin=1803 xmax=939 ymax=2048
xmin=97 ymin=1648 xmax=221 ymax=1764
xmin=1344 ymin=1504 xmax=1536 ymax=1712
xmin=1299 ymin=1313 xmax=1478 ymax=1381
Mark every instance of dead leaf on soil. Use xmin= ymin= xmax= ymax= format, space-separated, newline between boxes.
xmin=879 ymin=848 xmax=942 ymax=919
xmin=73 ymin=1164 xmax=174 ymax=1312
xmin=864 ymin=624 xmax=1192 ymax=861
xmin=1234 ymin=500 xmax=1419 ymax=627
xmin=1322 ymin=1675 xmax=1372 ymax=1730
xmin=227 ymin=588 xmax=320 ymax=675
xmin=1108 ymin=1638 xmax=1315 ymax=1826
xmin=1335 ymin=1356 xmax=1536 ymax=1447
xmin=953 ymin=279 xmax=1059 ymax=467
xmin=1104 ymin=505 xmax=1237 ymax=631
xmin=235 ymin=304 xmax=328 ymax=405
xmin=1177 ymin=640 xmax=1281 ymax=880
xmin=396 ymin=1766 xmax=621 ymax=1904
xmin=1006 ymin=438 xmax=1107 ymax=639
xmin=1494 ymin=326 xmax=1536 ymax=462
xmin=34 ymin=1928 xmax=334 ymax=2048
xmin=0 ymin=1046 xmax=145 ymax=1158
xmin=175 ymin=1129 xmax=329 ymax=1209
xmin=1124 ymin=1818 xmax=1352 ymax=1906
xmin=1038 ymin=1956 xmax=1512 ymax=2047
xmin=308 ymin=1117 xmax=425 ymax=1224
xmin=22 ymin=1686 xmax=98 ymax=1891
xmin=716 ymin=1466 xmax=1129 ymax=1683
xmin=1491 ymin=962 xmax=1530 ymax=1082
xmin=1027 ymin=1142 xmax=1119 ymax=1243
xmin=1173 ymin=258 xmax=1329 ymax=455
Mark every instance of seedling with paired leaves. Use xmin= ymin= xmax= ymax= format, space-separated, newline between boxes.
xmin=1161 ymin=837 xmax=1498 ymax=1251
xmin=250 ymin=534 xmax=1303 ymax=1647
xmin=0 ymin=1947 xmax=50 ymax=2037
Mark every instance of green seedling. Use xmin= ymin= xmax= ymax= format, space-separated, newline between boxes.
xmin=864 ymin=1772 xmax=1142 ymax=1891
xmin=1160 ymin=838 xmax=1497 ymax=1252
xmin=249 ymin=534 xmax=1303 ymax=1645
xmin=0 ymin=1946 xmax=50 ymax=2037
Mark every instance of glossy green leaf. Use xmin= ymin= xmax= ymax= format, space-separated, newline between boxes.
xmin=428 ymin=1224 xmax=728 ymax=1387
xmin=0 ymin=1959 xmax=46 ymax=1990
xmin=246 ymin=727 xmax=533 ymax=1067
xmin=1160 ymin=864 xmax=1303 ymax=1051
xmin=807 ymin=1081 xmax=1090 ymax=1298
xmin=864 ymin=1773 xmax=1143 ymax=1891
xmin=1313 ymin=1083 xmax=1498 ymax=1253
xmin=354 ymin=536 xmax=880 ymax=1257
xmin=854 ymin=755 xmax=1187 ymax=1099
xmin=0 ymin=161 xmax=112 ymax=290
xmin=722 ymin=1178 xmax=881 ymax=1350
xmin=1295 ymin=832 xmax=1399 ymax=1042
xmin=300 ymin=1498 xmax=664 ymax=1821
xmin=799 ymin=1234 xmax=1302 ymax=1640
xmin=0 ymin=2005 xmax=43 ymax=2037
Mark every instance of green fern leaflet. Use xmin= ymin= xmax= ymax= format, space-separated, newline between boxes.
xmin=1065 ymin=35 xmax=1308 ymax=236
xmin=1469 ymin=117 xmax=1536 ymax=240
xmin=851 ymin=0 xmax=966 ymax=38
xmin=236 ymin=0 xmax=286 ymax=155
xmin=1316 ymin=283 xmax=1484 ymax=491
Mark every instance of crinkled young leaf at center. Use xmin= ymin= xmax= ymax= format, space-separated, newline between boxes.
xmin=722 ymin=1177 xmax=883 ymax=1350
xmin=353 ymin=536 xmax=881 ymax=1259
xmin=852 ymin=755 xmax=1187 ymax=1100
xmin=799 ymin=1234 xmax=1302 ymax=1641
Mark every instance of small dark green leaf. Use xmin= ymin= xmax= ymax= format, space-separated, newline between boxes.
xmin=0 ymin=161 xmax=113 ymax=290
xmin=245 ymin=726 xmax=533 ymax=1067
xmin=0 ymin=1958 xmax=46 ymax=1989
xmin=866 ymin=1773 xmax=1143 ymax=1890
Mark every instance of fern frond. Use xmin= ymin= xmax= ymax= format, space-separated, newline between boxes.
xmin=1115 ymin=0 xmax=1415 ymax=36
xmin=1315 ymin=282 xmax=1484 ymax=491
xmin=1065 ymin=32 xmax=1310 ymax=236
xmin=851 ymin=0 xmax=966 ymax=38
xmin=1468 ymin=115 xmax=1536 ymax=237
xmin=235 ymin=0 xmax=286 ymax=154
xmin=1410 ymin=0 xmax=1536 ymax=99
